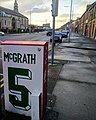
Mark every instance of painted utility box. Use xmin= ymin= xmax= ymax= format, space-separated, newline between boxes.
xmin=2 ymin=41 xmax=48 ymax=119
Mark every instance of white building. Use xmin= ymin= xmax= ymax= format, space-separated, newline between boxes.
xmin=0 ymin=0 xmax=29 ymax=33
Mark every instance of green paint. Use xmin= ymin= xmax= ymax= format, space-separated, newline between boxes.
xmin=8 ymin=67 xmax=32 ymax=111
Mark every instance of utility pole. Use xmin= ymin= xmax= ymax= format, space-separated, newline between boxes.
xmin=69 ymin=0 xmax=73 ymax=42
xmin=51 ymin=0 xmax=58 ymax=65
xmin=51 ymin=16 xmax=55 ymax=65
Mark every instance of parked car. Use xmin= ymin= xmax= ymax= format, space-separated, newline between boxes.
xmin=66 ymin=29 xmax=69 ymax=34
xmin=0 ymin=31 xmax=5 ymax=36
xmin=46 ymin=29 xmax=52 ymax=36
xmin=61 ymin=30 xmax=68 ymax=38
xmin=50 ymin=31 xmax=62 ymax=43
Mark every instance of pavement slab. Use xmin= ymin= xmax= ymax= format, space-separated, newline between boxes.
xmin=60 ymin=62 xmax=96 ymax=84
xmin=88 ymin=50 xmax=96 ymax=63
xmin=53 ymin=80 xmax=96 ymax=120
xmin=81 ymin=43 xmax=96 ymax=50
xmin=60 ymin=42 xmax=82 ymax=48
xmin=91 ymin=57 xmax=96 ymax=63
xmin=49 ymin=47 xmax=90 ymax=62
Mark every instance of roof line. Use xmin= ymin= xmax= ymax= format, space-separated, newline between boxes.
xmin=0 ymin=6 xmax=28 ymax=19
xmin=80 ymin=1 xmax=96 ymax=19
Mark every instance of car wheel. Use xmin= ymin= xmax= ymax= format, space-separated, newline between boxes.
xmin=49 ymin=33 xmax=52 ymax=36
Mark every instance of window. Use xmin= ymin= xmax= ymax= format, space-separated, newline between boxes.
xmin=8 ymin=21 xmax=10 ymax=26
xmin=5 ymin=20 xmax=6 ymax=25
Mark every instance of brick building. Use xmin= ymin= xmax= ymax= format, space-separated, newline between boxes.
xmin=75 ymin=1 xmax=96 ymax=39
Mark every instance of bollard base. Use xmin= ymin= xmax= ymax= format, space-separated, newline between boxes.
xmin=31 ymin=91 xmax=42 ymax=120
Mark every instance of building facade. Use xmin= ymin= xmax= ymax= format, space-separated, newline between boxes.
xmin=43 ymin=23 xmax=51 ymax=30
xmin=0 ymin=0 xmax=29 ymax=33
xmin=75 ymin=1 xmax=96 ymax=39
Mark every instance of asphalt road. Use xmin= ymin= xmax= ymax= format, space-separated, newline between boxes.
xmin=0 ymin=31 xmax=50 ymax=42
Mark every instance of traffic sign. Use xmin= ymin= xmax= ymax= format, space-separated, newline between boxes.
xmin=52 ymin=0 xmax=58 ymax=16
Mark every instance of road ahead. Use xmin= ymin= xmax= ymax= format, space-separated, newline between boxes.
xmin=0 ymin=31 xmax=50 ymax=42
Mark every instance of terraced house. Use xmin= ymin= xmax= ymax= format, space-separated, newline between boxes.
xmin=75 ymin=1 xmax=96 ymax=39
xmin=0 ymin=0 xmax=28 ymax=33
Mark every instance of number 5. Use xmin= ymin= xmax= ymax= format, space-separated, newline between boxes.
xmin=8 ymin=67 xmax=32 ymax=111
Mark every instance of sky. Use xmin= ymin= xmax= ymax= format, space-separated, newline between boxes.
xmin=0 ymin=0 xmax=95 ymax=28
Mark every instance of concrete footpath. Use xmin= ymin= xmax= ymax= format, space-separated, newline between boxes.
xmin=47 ymin=33 xmax=96 ymax=120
